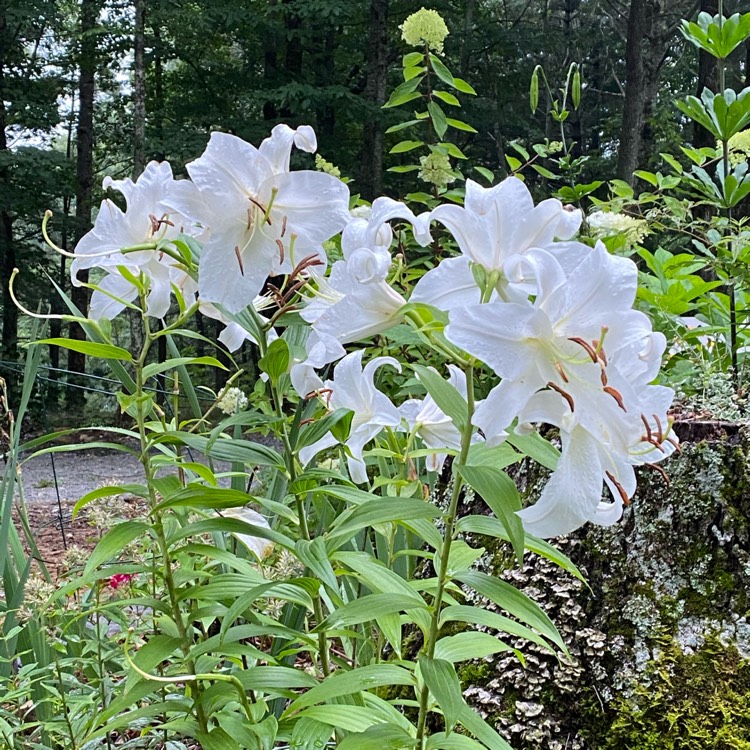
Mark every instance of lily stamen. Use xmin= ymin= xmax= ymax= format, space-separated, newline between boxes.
xmin=547 ymin=381 xmax=575 ymax=412
xmin=276 ymin=239 xmax=285 ymax=264
xmin=652 ymin=413 xmax=663 ymax=443
xmin=604 ymin=385 xmax=627 ymax=412
xmin=568 ymin=336 xmax=599 ymax=363
xmin=645 ymin=462 xmax=670 ymax=485
xmin=606 ymin=471 xmax=630 ymax=505
xmin=234 ymin=245 xmax=245 ymax=276
xmin=554 ymin=361 xmax=569 ymax=383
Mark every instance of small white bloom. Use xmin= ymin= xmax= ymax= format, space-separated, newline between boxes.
xmin=299 ymin=350 xmax=401 ymax=484
xmin=588 ymin=211 xmax=648 ymax=245
xmin=217 ymin=386 xmax=248 ymax=415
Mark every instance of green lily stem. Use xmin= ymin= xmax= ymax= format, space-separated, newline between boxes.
xmin=415 ymin=364 xmax=476 ymax=747
xmin=134 ymin=307 xmax=209 ymax=734
xmin=270 ymin=380 xmax=331 ymax=678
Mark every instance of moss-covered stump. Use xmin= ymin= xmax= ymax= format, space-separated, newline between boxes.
xmin=459 ymin=422 xmax=750 ymax=749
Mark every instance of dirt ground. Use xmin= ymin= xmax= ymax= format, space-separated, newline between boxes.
xmin=13 ymin=443 xmax=233 ymax=577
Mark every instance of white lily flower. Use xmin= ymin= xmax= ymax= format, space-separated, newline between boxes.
xmin=299 ymin=350 xmax=401 ymax=484
xmin=399 ymin=365 xmax=470 ymax=472
xmin=446 ymin=243 xmax=641 ymax=444
xmin=299 ymin=197 xmax=431 ymax=346
xmin=72 ymin=161 xmax=201 ymax=319
xmin=515 ymin=378 xmax=677 ymax=538
xmin=221 ymin=507 xmax=274 ymax=560
xmin=167 ymin=125 xmax=351 ymax=313
xmin=412 ymin=176 xmax=581 ymax=313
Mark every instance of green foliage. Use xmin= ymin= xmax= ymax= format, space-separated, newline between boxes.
xmin=594 ymin=637 xmax=750 ymax=750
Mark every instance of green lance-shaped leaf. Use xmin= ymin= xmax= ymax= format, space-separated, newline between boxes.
xmin=84 ymin=521 xmax=153 ymax=574
xmin=454 ymin=570 xmax=566 ymax=652
xmin=413 ymin=364 xmax=468 ymax=431
xmin=142 ymin=355 xmax=227 ymax=380
xmin=316 ymin=593 xmax=428 ymax=630
xmin=458 ymin=464 xmax=524 ymax=560
xmin=428 ymin=100 xmax=449 ymax=140
xmin=33 ymin=337 xmax=132 ymax=361
xmin=419 ymin=656 xmax=464 ymax=735
xmin=337 ymin=724 xmax=417 ymax=749
xmin=286 ymin=664 xmax=416 ymax=713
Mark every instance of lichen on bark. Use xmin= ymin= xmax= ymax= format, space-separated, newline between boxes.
xmin=458 ymin=423 xmax=750 ymax=749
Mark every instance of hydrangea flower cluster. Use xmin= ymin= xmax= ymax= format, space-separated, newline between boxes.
xmin=400 ymin=7 xmax=450 ymax=53
xmin=72 ymin=124 xmax=676 ymax=538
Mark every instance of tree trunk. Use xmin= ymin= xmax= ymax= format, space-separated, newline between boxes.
xmin=359 ymin=0 xmax=389 ymax=200
xmin=460 ymin=0 xmax=476 ymax=79
xmin=0 ymin=7 xmax=17 ymax=363
xmin=458 ymin=422 xmax=750 ymax=749
xmin=617 ymin=0 xmax=647 ymax=183
xmin=68 ymin=0 xmax=98 ymax=406
xmin=132 ymin=0 xmax=147 ymax=177
xmin=695 ymin=0 xmax=719 ymax=148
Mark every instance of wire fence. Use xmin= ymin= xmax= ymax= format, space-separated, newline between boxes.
xmin=0 ymin=358 xmax=207 ymax=551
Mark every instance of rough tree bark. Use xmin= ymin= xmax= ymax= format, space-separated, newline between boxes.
xmin=618 ymin=0 xmax=698 ymax=183
xmin=617 ymin=0 xmax=648 ymax=183
xmin=68 ymin=0 xmax=98 ymax=407
xmin=359 ymin=0 xmax=389 ymax=200
xmin=132 ymin=0 xmax=147 ymax=177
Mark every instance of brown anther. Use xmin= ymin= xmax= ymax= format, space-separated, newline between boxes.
xmin=288 ymin=253 xmax=325 ymax=284
xmin=234 ymin=245 xmax=244 ymax=276
xmin=652 ymin=413 xmax=663 ymax=443
xmin=593 ymin=340 xmax=608 ymax=366
xmin=276 ymin=239 xmax=285 ymax=264
xmin=281 ymin=215 xmax=288 ymax=238
xmin=666 ymin=435 xmax=681 ymax=453
xmin=606 ymin=471 xmax=630 ymax=506
xmin=603 ymin=385 xmax=627 ymax=412
xmin=600 ymin=366 xmax=608 ymax=386
xmin=298 ymin=417 xmax=316 ymax=427
xmin=247 ymin=207 xmax=254 ymax=231
xmin=554 ymin=361 xmax=569 ymax=383
xmin=640 ymin=414 xmax=652 ymax=440
xmin=645 ymin=463 xmax=670 ymax=485
xmin=568 ymin=336 xmax=599 ymax=363
xmin=149 ymin=214 xmax=161 ymax=235
xmin=248 ymin=195 xmax=271 ymax=224
xmin=547 ymin=381 xmax=575 ymax=412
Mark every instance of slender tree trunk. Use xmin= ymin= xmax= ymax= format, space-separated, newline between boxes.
xmin=133 ymin=0 xmax=147 ymax=176
xmin=68 ymin=0 xmax=98 ymax=406
xmin=617 ymin=0 xmax=647 ymax=183
xmin=360 ymin=0 xmax=389 ymax=200
xmin=263 ymin=0 xmax=279 ymax=121
xmin=460 ymin=0 xmax=476 ymax=79
xmin=0 ymin=7 xmax=17 ymax=363
xmin=695 ymin=0 xmax=719 ymax=147
xmin=152 ymin=22 xmax=165 ymax=161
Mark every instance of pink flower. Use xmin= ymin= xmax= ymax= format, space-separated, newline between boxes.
xmin=109 ymin=573 xmax=134 ymax=590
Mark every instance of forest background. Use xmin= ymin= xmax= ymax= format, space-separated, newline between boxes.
xmin=0 ymin=0 xmax=740 ymax=411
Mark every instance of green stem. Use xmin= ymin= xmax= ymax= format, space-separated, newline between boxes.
xmin=415 ymin=364 xmax=475 ymax=747
xmin=271 ymin=381 xmax=331 ymax=677
xmin=134 ymin=309 xmax=209 ymax=734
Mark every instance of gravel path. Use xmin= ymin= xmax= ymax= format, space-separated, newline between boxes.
xmin=18 ymin=450 xmax=147 ymax=505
